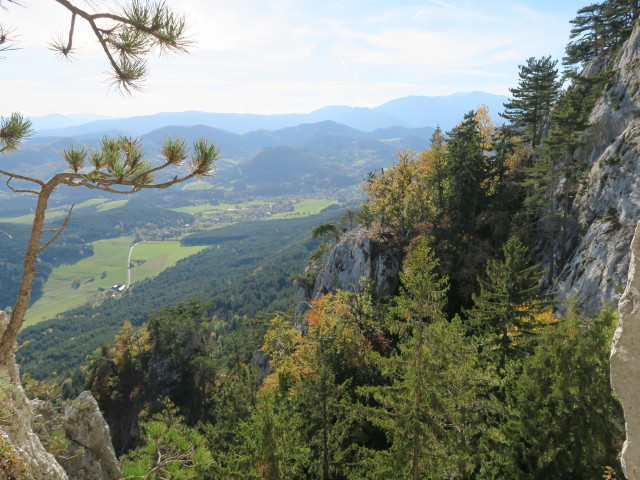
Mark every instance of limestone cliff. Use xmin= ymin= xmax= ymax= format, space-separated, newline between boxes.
xmin=0 ymin=311 xmax=68 ymax=479
xmin=0 ymin=311 xmax=120 ymax=480
xmin=551 ymin=23 xmax=640 ymax=315
xmin=612 ymin=221 xmax=640 ymax=480
xmin=31 ymin=391 xmax=121 ymax=480
xmin=296 ymin=227 xmax=403 ymax=321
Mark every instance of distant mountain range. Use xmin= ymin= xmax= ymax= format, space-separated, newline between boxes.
xmin=13 ymin=92 xmax=507 ymax=197
xmin=32 ymin=91 xmax=507 ymax=137
xmin=12 ymin=120 xmax=435 ymax=196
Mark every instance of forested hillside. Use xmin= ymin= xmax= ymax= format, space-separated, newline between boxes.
xmin=10 ymin=1 xmax=640 ymax=479
xmin=48 ymin=2 xmax=638 ymax=478
xmin=17 ymin=211 xmax=341 ymax=382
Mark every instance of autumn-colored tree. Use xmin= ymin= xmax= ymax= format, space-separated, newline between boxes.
xmin=362 ymin=150 xmax=434 ymax=235
xmin=260 ymin=291 xmax=383 ymax=478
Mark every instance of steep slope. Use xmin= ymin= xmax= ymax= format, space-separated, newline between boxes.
xmin=295 ymin=228 xmax=404 ymax=320
xmin=551 ymin=23 xmax=640 ymax=315
xmin=612 ymin=221 xmax=640 ymax=480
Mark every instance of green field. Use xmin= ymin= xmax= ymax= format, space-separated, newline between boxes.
xmin=97 ymin=199 xmax=129 ymax=212
xmin=271 ymin=199 xmax=337 ymax=219
xmin=0 ymin=197 xmax=118 ymax=223
xmin=170 ymin=200 xmax=274 ymax=215
xmin=24 ymin=236 xmax=206 ymax=327
xmin=181 ymin=180 xmax=214 ymax=191
xmin=129 ymin=241 xmax=207 ymax=283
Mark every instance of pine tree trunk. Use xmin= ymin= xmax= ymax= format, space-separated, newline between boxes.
xmin=0 ymin=183 xmax=55 ymax=363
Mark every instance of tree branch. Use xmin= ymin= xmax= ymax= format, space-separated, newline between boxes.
xmin=3 ymin=173 xmax=42 ymax=194
xmin=0 ymin=169 xmax=44 ymax=186
xmin=36 ymin=204 xmax=74 ymax=254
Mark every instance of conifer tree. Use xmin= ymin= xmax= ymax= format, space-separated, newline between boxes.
xmin=501 ymin=56 xmax=562 ymax=149
xmin=503 ymin=306 xmax=624 ymax=478
xmin=0 ymin=2 xmax=219 ymax=363
xmin=467 ymin=236 xmax=553 ymax=372
xmin=420 ymin=127 xmax=448 ymax=214
xmin=444 ymin=111 xmax=488 ymax=233
xmin=524 ymin=87 xmax=592 ymax=277
xmin=361 ymin=238 xmax=488 ymax=479
xmin=564 ymin=1 xmax=639 ymax=69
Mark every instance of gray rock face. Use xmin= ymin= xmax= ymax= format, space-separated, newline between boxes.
xmin=31 ymin=391 xmax=121 ymax=480
xmin=551 ymin=23 xmax=640 ymax=315
xmin=612 ymin=221 xmax=640 ymax=479
xmin=0 ymin=311 xmax=68 ymax=480
xmin=296 ymin=227 xmax=403 ymax=320
xmin=61 ymin=391 xmax=121 ymax=480
xmin=0 ymin=311 xmax=120 ymax=480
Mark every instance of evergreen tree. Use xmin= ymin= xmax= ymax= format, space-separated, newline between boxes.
xmin=501 ymin=56 xmax=562 ymax=148
xmin=524 ymin=87 xmax=593 ymax=278
xmin=444 ymin=111 xmax=489 ymax=234
xmin=120 ymin=399 xmax=214 ymax=479
xmin=564 ymin=1 xmax=639 ymax=69
xmin=0 ymin=1 xmax=219 ymax=363
xmin=360 ymin=238 xmax=490 ymax=479
xmin=503 ymin=305 xmax=624 ymax=479
xmin=420 ymin=126 xmax=448 ymax=214
xmin=467 ymin=236 xmax=553 ymax=372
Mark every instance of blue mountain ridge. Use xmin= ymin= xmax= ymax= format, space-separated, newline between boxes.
xmin=34 ymin=91 xmax=507 ymax=138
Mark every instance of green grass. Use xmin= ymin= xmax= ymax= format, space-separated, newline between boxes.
xmin=24 ymin=236 xmax=133 ymax=327
xmin=0 ymin=209 xmax=67 ymax=224
xmin=181 ymin=180 xmax=214 ymax=191
xmin=129 ymin=241 xmax=207 ymax=283
xmin=0 ymin=197 xmax=112 ymax=223
xmin=170 ymin=200 xmax=274 ymax=215
xmin=23 ymin=236 xmax=207 ymax=327
xmin=97 ymin=199 xmax=129 ymax=212
xmin=271 ymin=199 xmax=337 ymax=219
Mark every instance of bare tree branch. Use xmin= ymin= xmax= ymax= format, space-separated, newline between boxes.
xmin=36 ymin=204 xmax=75 ymax=254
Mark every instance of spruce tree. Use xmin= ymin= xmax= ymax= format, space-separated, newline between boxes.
xmin=444 ymin=111 xmax=488 ymax=233
xmin=504 ymin=306 xmax=624 ymax=479
xmin=501 ymin=56 xmax=562 ymax=149
xmin=360 ymin=239 xmax=489 ymax=479
xmin=467 ymin=236 xmax=552 ymax=372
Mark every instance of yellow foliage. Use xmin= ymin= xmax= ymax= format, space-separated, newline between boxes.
xmin=475 ymin=104 xmax=498 ymax=150
xmin=260 ymin=291 xmax=378 ymax=396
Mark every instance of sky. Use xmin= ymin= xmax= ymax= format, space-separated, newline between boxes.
xmin=2 ymin=0 xmax=589 ymax=118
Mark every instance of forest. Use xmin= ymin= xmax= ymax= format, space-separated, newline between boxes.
xmin=13 ymin=0 xmax=640 ymax=478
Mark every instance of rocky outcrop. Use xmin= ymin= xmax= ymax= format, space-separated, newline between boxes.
xmin=0 ymin=310 xmax=68 ymax=480
xmin=612 ymin=221 xmax=640 ymax=479
xmin=551 ymin=23 xmax=640 ymax=315
xmin=296 ymin=227 xmax=403 ymax=320
xmin=31 ymin=391 xmax=121 ymax=480
xmin=0 ymin=310 xmax=120 ymax=480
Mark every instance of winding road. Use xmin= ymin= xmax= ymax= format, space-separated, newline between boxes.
xmin=127 ymin=241 xmax=139 ymax=286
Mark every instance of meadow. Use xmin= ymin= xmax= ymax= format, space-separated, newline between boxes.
xmin=24 ymin=236 xmax=206 ymax=327
xmin=170 ymin=199 xmax=274 ymax=215
xmin=270 ymin=199 xmax=337 ymax=218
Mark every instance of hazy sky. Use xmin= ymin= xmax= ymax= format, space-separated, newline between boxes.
xmin=3 ymin=0 xmax=588 ymax=117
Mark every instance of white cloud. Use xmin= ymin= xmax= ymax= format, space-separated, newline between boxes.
xmin=3 ymin=0 xmax=586 ymax=116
